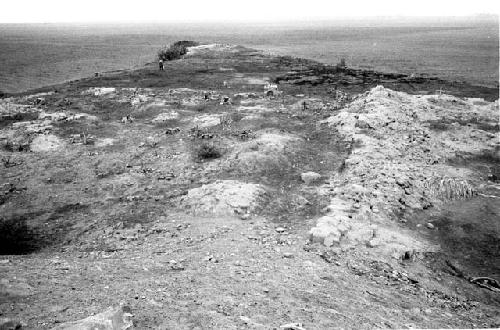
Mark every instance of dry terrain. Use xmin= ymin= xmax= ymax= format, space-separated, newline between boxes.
xmin=0 ymin=44 xmax=499 ymax=329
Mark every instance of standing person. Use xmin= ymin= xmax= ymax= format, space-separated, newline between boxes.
xmin=159 ymin=59 xmax=164 ymax=71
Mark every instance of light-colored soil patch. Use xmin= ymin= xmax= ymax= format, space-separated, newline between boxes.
xmin=30 ymin=134 xmax=65 ymax=152
xmin=189 ymin=113 xmax=224 ymax=128
xmin=151 ymin=111 xmax=180 ymax=123
xmin=222 ymin=131 xmax=301 ymax=172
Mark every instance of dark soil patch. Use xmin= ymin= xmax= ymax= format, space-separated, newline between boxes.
xmin=447 ymin=148 xmax=500 ymax=182
xmin=406 ymin=197 xmax=500 ymax=305
xmin=0 ymin=112 xmax=39 ymax=129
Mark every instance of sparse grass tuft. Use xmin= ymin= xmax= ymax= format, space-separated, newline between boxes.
xmin=426 ymin=177 xmax=476 ymax=200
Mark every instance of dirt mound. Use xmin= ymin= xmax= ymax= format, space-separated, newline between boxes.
xmin=181 ymin=180 xmax=267 ymax=216
xmin=310 ymin=86 xmax=498 ymax=256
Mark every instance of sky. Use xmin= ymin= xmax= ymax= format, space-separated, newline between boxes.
xmin=0 ymin=0 xmax=498 ymax=23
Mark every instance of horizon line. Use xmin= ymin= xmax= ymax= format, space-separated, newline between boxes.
xmin=0 ymin=14 xmax=498 ymax=25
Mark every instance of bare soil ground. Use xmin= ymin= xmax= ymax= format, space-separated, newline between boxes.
xmin=0 ymin=44 xmax=499 ymax=329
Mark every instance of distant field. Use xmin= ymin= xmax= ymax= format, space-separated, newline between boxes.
xmin=0 ymin=20 xmax=498 ymax=93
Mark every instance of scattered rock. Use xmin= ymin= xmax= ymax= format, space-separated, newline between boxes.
xmin=426 ymin=223 xmax=435 ymax=229
xmin=51 ymin=305 xmax=133 ymax=330
xmin=121 ymin=115 xmax=134 ymax=124
xmin=165 ymin=127 xmax=181 ymax=135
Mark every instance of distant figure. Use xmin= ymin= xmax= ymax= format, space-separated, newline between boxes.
xmin=159 ymin=59 xmax=164 ymax=71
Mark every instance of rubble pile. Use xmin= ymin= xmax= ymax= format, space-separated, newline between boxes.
xmin=181 ymin=180 xmax=268 ymax=216
xmin=310 ymin=86 xmax=499 ymax=255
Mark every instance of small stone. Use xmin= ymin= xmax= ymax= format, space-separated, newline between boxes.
xmin=426 ymin=223 xmax=435 ymax=229
xmin=366 ymin=238 xmax=380 ymax=248
xmin=240 ymin=214 xmax=251 ymax=220
xmin=263 ymin=288 xmax=269 ymax=293
xmin=275 ymin=227 xmax=286 ymax=233
xmin=283 ymin=252 xmax=294 ymax=258
xmin=240 ymin=316 xmax=252 ymax=324
xmin=300 ymin=172 xmax=322 ymax=185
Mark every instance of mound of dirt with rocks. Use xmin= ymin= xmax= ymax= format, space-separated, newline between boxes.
xmin=309 ymin=85 xmax=498 ymax=256
xmin=181 ymin=180 xmax=268 ymax=216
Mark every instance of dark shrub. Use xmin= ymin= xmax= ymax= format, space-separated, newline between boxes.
xmin=158 ymin=41 xmax=199 ymax=61
xmin=193 ymin=141 xmax=222 ymax=161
